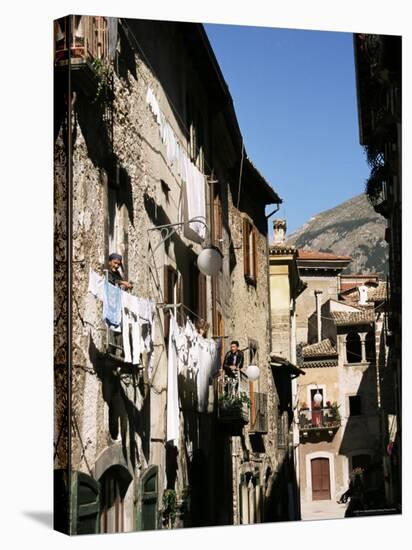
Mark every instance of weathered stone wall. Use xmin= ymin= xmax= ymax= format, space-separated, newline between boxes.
xmin=296 ymin=275 xmax=339 ymax=344
xmin=54 ymin=18 xmax=283 ymax=530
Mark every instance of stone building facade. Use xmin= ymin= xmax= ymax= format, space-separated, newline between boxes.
xmin=354 ymin=33 xmax=402 ymax=510
xmin=53 ymin=15 xmax=289 ymax=534
xmin=294 ymin=253 xmax=388 ymax=517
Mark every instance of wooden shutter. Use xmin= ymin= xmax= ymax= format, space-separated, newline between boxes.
xmin=71 ymin=471 xmax=100 ymax=535
xmin=198 ymin=272 xmax=207 ymax=321
xmin=249 ymin=383 xmax=257 ymax=431
xmin=140 ymin=467 xmax=159 ymax=531
xmin=252 ymin=226 xmax=258 ymax=281
xmin=214 ymin=194 xmax=223 ymax=249
xmin=243 ymin=218 xmax=250 ymax=277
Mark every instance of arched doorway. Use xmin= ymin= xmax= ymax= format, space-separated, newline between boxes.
xmin=311 ymin=457 xmax=331 ymax=500
xmin=99 ymin=465 xmax=132 ymax=533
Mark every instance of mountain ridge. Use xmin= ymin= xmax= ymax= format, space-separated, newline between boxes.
xmin=286 ymin=194 xmax=388 ymax=277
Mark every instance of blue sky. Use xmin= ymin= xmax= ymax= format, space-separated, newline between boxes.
xmin=204 ymin=24 xmax=370 ymax=235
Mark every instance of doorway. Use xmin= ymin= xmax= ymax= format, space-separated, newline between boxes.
xmin=311 ymin=457 xmax=331 ymax=500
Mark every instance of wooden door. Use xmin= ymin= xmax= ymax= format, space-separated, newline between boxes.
xmin=311 ymin=458 xmax=331 ymax=500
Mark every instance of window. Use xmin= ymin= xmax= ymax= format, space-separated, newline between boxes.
xmin=346 ymin=331 xmax=362 ymax=363
xmin=349 ymin=395 xmax=362 ymax=416
xmin=243 ymin=218 xmax=257 ymax=284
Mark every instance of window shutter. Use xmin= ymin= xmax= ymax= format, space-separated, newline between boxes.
xmin=164 ymin=266 xmax=170 ymax=340
xmin=252 ymin=226 xmax=258 ymax=281
xmin=243 ymin=218 xmax=250 ymax=276
xmin=71 ymin=471 xmax=100 ymax=535
xmin=140 ymin=466 xmax=159 ymax=531
xmin=249 ymin=382 xmax=256 ymax=428
xmin=198 ymin=273 xmax=207 ymax=321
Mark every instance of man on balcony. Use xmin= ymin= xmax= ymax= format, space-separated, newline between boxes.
xmin=222 ymin=341 xmax=245 ymax=397
xmin=108 ymin=253 xmax=133 ymax=290
xmin=222 ymin=341 xmax=244 ymax=377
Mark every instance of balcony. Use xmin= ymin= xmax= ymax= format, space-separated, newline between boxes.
xmin=298 ymin=407 xmax=341 ymax=440
xmin=215 ymin=372 xmax=250 ymax=435
xmin=54 ymin=15 xmax=112 ymax=94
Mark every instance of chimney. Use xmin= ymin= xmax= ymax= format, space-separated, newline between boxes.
xmin=315 ymin=290 xmax=323 ymax=342
xmin=273 ymin=219 xmax=287 ymax=245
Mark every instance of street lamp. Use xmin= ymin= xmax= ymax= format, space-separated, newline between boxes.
xmin=197 ymin=244 xmax=223 ymax=276
xmin=148 ymin=216 xmax=223 ymax=276
xmin=313 ymin=390 xmax=323 ymax=406
xmin=245 ymin=364 xmax=260 ymax=381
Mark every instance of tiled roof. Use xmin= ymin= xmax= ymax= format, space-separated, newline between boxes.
xmin=331 ymin=310 xmax=375 ymax=325
xmin=297 ymin=249 xmax=352 ymax=261
xmin=269 ymin=244 xmax=296 ymax=255
xmin=302 ymin=359 xmax=339 ymax=368
xmin=302 ymin=339 xmax=337 ymax=358
xmin=368 ymin=281 xmax=387 ymax=301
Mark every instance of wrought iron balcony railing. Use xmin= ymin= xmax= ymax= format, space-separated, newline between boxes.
xmin=215 ymin=371 xmax=250 ymax=428
xmin=298 ymin=407 xmax=341 ymax=432
xmin=54 ymin=15 xmax=109 ymax=67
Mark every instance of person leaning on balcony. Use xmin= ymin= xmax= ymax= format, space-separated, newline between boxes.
xmin=107 ymin=253 xmax=133 ymax=291
xmin=222 ymin=341 xmax=244 ymax=378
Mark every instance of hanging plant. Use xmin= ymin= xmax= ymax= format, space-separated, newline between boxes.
xmin=91 ymin=57 xmax=113 ymax=104
xmin=162 ymin=489 xmax=177 ymax=528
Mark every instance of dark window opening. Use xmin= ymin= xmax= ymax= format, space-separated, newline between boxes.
xmin=346 ymin=331 xmax=362 ymax=363
xmin=349 ymin=395 xmax=362 ymax=416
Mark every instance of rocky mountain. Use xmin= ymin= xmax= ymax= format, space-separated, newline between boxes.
xmin=286 ymin=194 xmax=389 ymax=278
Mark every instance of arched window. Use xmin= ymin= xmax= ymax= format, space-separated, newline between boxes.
xmin=99 ymin=465 xmax=132 ymax=534
xmin=346 ymin=332 xmax=362 ymax=364
xmin=365 ymin=332 xmax=376 ymax=363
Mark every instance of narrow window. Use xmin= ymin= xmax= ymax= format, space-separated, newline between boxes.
xmin=349 ymin=395 xmax=362 ymax=416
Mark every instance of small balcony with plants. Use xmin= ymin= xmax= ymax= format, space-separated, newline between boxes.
xmin=215 ymin=371 xmax=250 ymax=434
xmin=298 ymin=401 xmax=341 ymax=441
xmin=54 ymin=15 xmax=113 ymax=96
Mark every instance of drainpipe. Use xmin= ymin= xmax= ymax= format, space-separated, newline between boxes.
xmin=265 ymin=203 xmax=281 ymax=353
xmin=315 ymin=290 xmax=323 ymax=343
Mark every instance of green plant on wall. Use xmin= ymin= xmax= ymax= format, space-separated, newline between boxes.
xmin=218 ymin=391 xmax=251 ymax=411
xmin=162 ymin=489 xmax=177 ymax=528
xmin=330 ymin=401 xmax=341 ymax=421
xmin=91 ymin=57 xmax=113 ymax=104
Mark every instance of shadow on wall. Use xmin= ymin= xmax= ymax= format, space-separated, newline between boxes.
xmin=264 ymin=453 xmax=299 ymax=522
xmin=74 ymin=92 xmax=134 ymax=232
xmin=338 ymin=343 xmax=386 ymax=509
xmin=88 ymin=336 xmax=150 ymax=467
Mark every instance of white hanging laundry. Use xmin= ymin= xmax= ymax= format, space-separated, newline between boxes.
xmin=131 ymin=319 xmax=142 ymax=365
xmin=121 ymin=308 xmax=133 ymax=363
xmin=167 ymin=314 xmax=180 ymax=446
xmin=87 ymin=268 xmax=104 ymax=300
xmin=175 ymin=324 xmax=189 ymax=374
xmin=121 ymin=291 xmax=140 ymax=316
xmin=146 ymin=86 xmax=161 ymax=125
xmin=184 ymin=164 xmax=206 ymax=242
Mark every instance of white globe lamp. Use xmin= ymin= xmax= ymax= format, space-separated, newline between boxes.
xmin=197 ymin=245 xmax=223 ymax=276
xmin=245 ymin=364 xmax=260 ymax=381
xmin=313 ymin=391 xmax=323 ymax=406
